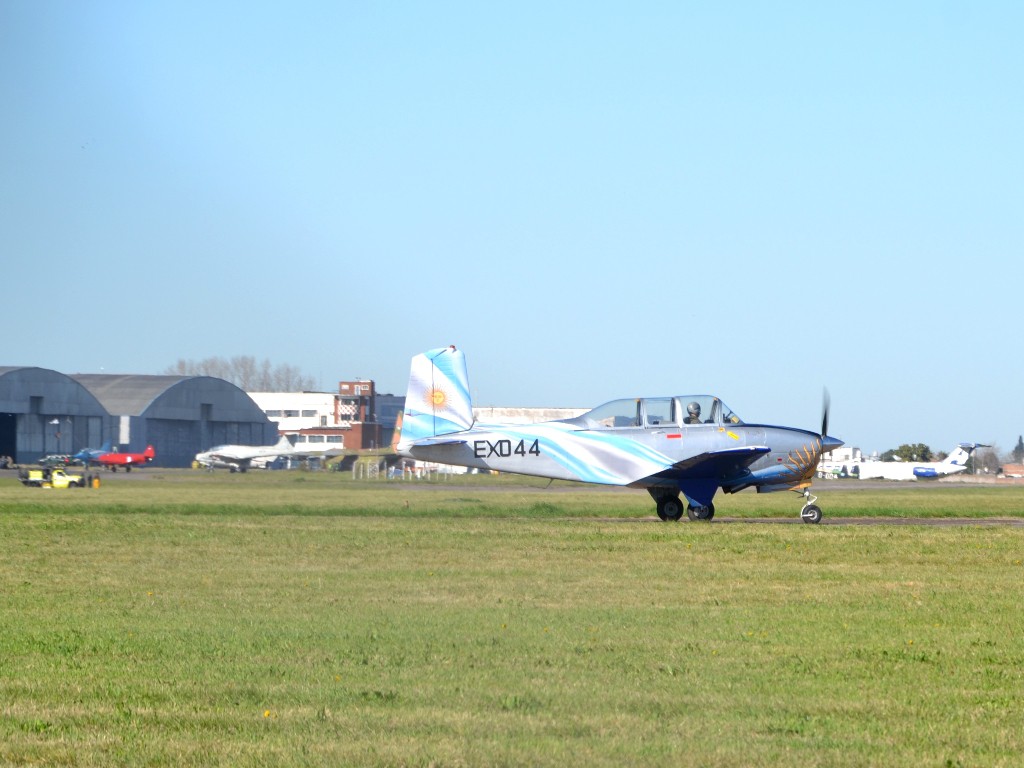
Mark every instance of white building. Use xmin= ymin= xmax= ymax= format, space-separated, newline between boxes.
xmin=248 ymin=392 xmax=346 ymax=431
xmin=248 ymin=380 xmax=385 ymax=452
xmin=245 ymin=395 xmax=586 ymax=456
xmin=248 ymin=391 xmax=352 ymax=451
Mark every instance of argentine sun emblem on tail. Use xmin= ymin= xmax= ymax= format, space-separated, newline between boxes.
xmin=397 ymin=345 xmax=474 ymax=449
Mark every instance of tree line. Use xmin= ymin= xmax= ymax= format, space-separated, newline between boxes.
xmin=164 ymin=356 xmax=316 ymax=392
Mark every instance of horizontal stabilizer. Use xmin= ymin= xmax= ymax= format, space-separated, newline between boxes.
xmin=408 ymin=436 xmax=469 ymax=448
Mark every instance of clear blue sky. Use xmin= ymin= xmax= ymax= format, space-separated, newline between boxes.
xmin=2 ymin=2 xmax=1021 ymax=456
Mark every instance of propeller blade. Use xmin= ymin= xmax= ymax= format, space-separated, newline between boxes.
xmin=821 ymin=387 xmax=831 ymax=438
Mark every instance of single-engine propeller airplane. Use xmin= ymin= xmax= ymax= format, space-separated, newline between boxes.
xmin=396 ymin=346 xmax=843 ymax=523
xmin=72 ymin=440 xmax=112 ymax=466
xmin=95 ymin=445 xmax=156 ymax=472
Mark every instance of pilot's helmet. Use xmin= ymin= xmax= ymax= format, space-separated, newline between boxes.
xmin=686 ymin=402 xmax=701 ymax=418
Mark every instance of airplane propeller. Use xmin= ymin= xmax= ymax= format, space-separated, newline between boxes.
xmin=820 ymin=387 xmax=831 ymax=439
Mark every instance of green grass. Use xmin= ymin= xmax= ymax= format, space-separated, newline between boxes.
xmin=1 ymin=472 xmax=1023 ymax=766
xmin=4 ymin=469 xmax=1023 ymax=519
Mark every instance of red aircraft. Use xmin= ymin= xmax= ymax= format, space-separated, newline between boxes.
xmin=95 ymin=445 xmax=156 ymax=472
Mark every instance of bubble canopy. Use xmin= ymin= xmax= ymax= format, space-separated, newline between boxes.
xmin=565 ymin=396 xmax=742 ymax=430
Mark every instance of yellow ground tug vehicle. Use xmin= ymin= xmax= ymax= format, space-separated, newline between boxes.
xmin=18 ymin=467 xmax=99 ymax=489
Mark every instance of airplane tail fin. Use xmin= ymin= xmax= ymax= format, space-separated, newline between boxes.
xmin=143 ymin=445 xmax=156 ymax=461
xmin=396 ymin=346 xmax=474 ymax=452
xmin=944 ymin=443 xmax=977 ymax=466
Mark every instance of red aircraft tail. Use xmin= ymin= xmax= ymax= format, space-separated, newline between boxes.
xmin=143 ymin=445 xmax=156 ymax=461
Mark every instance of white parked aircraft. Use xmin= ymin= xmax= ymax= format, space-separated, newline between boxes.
xmin=832 ymin=443 xmax=980 ymax=481
xmin=195 ymin=435 xmax=297 ymax=472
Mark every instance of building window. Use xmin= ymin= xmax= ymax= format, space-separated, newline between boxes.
xmin=284 ymin=410 xmax=299 ymax=418
xmin=326 ymin=436 xmax=343 ymax=444
xmin=308 ymin=435 xmax=325 ymax=443
xmin=265 ymin=410 xmax=282 ymax=417
xmin=301 ymin=410 xmax=317 ymax=418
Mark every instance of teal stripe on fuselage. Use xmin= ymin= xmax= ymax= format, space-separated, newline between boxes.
xmin=475 ymin=422 xmax=673 ymax=485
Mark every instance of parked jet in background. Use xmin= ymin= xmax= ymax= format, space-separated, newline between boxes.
xmin=855 ymin=443 xmax=981 ymax=481
xmin=95 ymin=445 xmax=156 ymax=471
xmin=195 ymin=435 xmax=296 ymax=472
xmin=396 ymin=346 xmax=843 ymax=523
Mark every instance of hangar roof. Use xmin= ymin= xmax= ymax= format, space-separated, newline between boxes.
xmin=0 ymin=366 xmax=108 ymax=416
xmin=70 ymin=374 xmax=272 ymax=423
xmin=71 ymin=374 xmax=190 ymax=416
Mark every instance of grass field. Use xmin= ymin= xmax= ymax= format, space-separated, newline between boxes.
xmin=1 ymin=471 xmax=1023 ymax=766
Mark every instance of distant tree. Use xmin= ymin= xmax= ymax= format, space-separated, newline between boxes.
xmin=165 ymin=356 xmax=316 ymax=392
xmin=883 ymin=443 xmax=933 ymax=462
xmin=1013 ymin=435 xmax=1024 ymax=464
xmin=975 ymin=445 xmax=1001 ymax=474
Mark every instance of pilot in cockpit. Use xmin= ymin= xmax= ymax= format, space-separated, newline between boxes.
xmin=684 ymin=401 xmax=702 ymax=424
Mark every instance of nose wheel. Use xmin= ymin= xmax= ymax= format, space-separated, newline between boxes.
xmin=799 ymin=489 xmax=823 ymax=524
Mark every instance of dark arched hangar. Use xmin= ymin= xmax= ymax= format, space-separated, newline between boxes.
xmin=0 ymin=368 xmax=276 ymax=467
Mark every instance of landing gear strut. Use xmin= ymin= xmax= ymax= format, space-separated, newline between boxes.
xmin=800 ymin=489 xmax=823 ymax=524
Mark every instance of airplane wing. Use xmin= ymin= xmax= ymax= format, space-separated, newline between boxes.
xmin=202 ymin=447 xmax=242 ymax=461
xmin=642 ymin=446 xmax=770 ymax=484
xmin=206 ymin=452 xmax=250 ymax=469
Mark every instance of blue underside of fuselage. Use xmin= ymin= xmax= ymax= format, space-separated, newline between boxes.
xmin=639 ymin=459 xmax=810 ymax=506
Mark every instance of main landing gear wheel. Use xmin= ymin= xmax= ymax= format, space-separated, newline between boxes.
xmin=656 ymin=496 xmax=684 ymax=522
xmin=687 ymin=503 xmax=715 ymax=521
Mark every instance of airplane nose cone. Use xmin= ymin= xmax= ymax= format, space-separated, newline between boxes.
xmin=822 ymin=436 xmax=844 ymax=453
